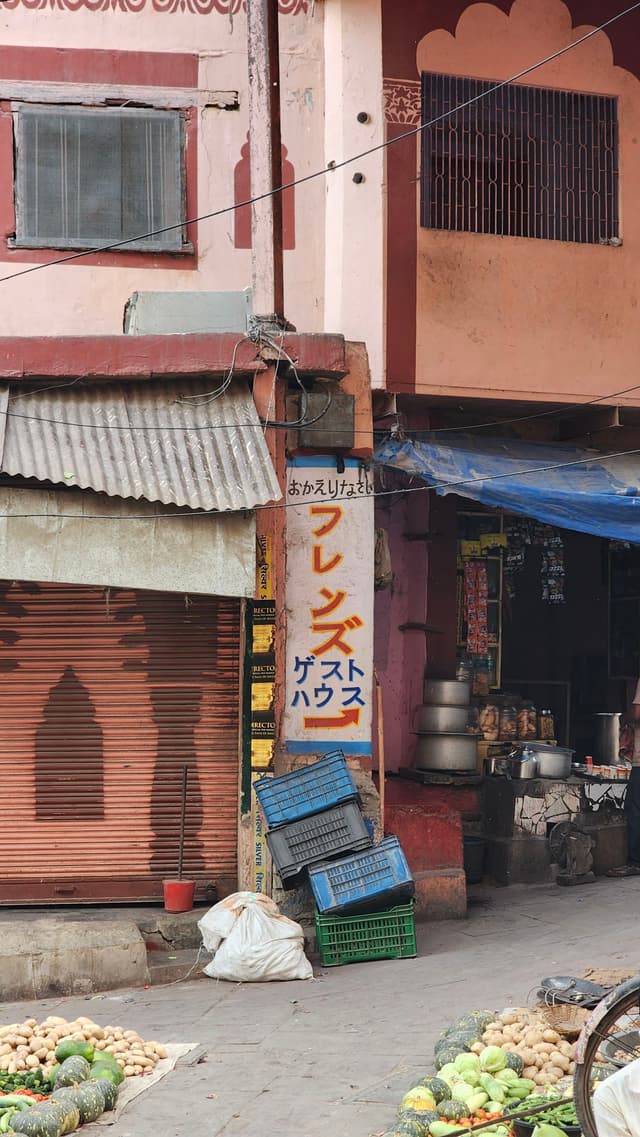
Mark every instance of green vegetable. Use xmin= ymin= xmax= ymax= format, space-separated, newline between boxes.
xmin=495 ymin=1069 xmax=519 ymax=1085
xmin=479 ymin=1074 xmax=505 ymax=1103
xmin=89 ymin=1078 xmax=119 ymax=1111
xmin=395 ymin=1122 xmax=427 ymax=1137
xmin=480 ymin=1047 xmax=507 ymax=1073
xmin=399 ymin=1108 xmax=439 ymax=1131
xmin=435 ymin=1048 xmax=463 ymax=1070
xmin=436 ymin=1064 xmax=458 ymax=1085
xmin=54 ymin=1057 xmax=91 ymax=1089
xmin=48 ymin=1094 xmax=80 ymax=1136
xmin=505 ymin=1053 xmax=524 ymax=1075
xmin=532 ymin=1125 xmax=571 ymax=1137
xmin=9 ymin=1104 xmax=65 ymax=1137
xmin=510 ymin=1095 xmax=578 ymax=1128
xmin=0 ymin=1097 xmax=35 ymax=1109
xmin=73 ymin=1081 xmax=106 ymax=1123
xmin=454 ymin=1054 xmax=481 ymax=1078
xmin=88 ymin=1061 xmax=124 ymax=1087
xmin=421 ymin=1078 xmax=451 ymax=1104
xmin=451 ymin=1081 xmax=477 ymax=1104
xmin=429 ymin=1123 xmax=463 ymax=1137
xmin=485 ymin=1101 xmax=505 ymax=1114
xmin=399 ymin=1088 xmax=437 ymax=1114
xmin=439 ymin=1100 xmax=470 ymax=1122
xmin=55 ymin=1039 xmax=95 ymax=1065
xmin=467 ymin=1092 xmax=489 ymax=1115
xmin=505 ymin=1078 xmax=537 ymax=1100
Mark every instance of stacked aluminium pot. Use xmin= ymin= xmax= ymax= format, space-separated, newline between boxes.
xmin=415 ymin=678 xmax=478 ymax=772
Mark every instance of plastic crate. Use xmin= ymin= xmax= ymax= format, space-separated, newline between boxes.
xmin=315 ymin=902 xmax=417 ymax=966
xmin=308 ymin=836 xmax=415 ymax=915
xmin=253 ymin=750 xmax=358 ymax=829
xmin=267 ymin=801 xmax=372 ymax=887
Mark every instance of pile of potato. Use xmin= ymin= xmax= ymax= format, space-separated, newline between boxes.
xmin=0 ymin=1016 xmax=168 ymax=1079
xmin=474 ymin=1008 xmax=576 ymax=1086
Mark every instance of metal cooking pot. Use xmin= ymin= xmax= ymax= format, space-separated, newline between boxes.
xmin=415 ymin=703 xmax=469 ymax=733
xmin=593 ymin=713 xmax=622 ymax=765
xmin=484 ymin=756 xmax=511 ymax=776
xmin=528 ymin=743 xmax=574 ymax=779
xmin=415 ymin=732 xmax=478 ymax=771
xmin=423 ymin=678 xmax=471 ymax=707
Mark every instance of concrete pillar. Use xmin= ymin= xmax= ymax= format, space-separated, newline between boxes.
xmin=247 ymin=0 xmax=285 ymax=323
xmin=323 ymin=0 xmax=386 ymax=386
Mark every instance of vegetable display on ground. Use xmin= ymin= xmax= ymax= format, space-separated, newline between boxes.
xmin=0 ymin=1016 xmax=169 ymax=1135
xmin=381 ymin=1006 xmax=589 ymax=1137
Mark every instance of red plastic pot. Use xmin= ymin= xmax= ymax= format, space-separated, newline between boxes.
xmin=163 ymin=879 xmax=195 ymax=913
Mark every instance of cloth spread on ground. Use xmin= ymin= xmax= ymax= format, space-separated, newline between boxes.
xmin=93 ymin=1042 xmax=198 ymax=1125
xmin=374 ymin=434 xmax=640 ymax=543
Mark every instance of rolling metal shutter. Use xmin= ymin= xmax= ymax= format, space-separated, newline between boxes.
xmin=0 ymin=581 xmax=242 ymax=904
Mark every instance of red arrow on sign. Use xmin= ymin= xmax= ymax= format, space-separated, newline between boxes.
xmin=303 ymin=708 xmax=361 ymax=729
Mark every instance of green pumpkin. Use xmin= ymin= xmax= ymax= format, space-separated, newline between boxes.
xmin=422 ymin=1078 xmax=451 ymax=1104
xmin=49 ymin=1092 xmax=81 ymax=1134
xmin=54 ymin=1056 xmax=91 ymax=1088
xmin=434 ymin=1047 xmax=461 ymax=1070
xmin=55 ymin=1038 xmax=95 ymax=1064
xmin=90 ymin=1076 xmax=119 ymax=1110
xmin=439 ymin=1100 xmax=471 ymax=1122
xmin=74 ymin=1080 xmax=106 ymax=1123
xmin=9 ymin=1104 xmax=65 ymax=1137
xmin=395 ymin=1124 xmax=427 ymax=1137
xmin=400 ymin=1109 xmax=439 ymax=1130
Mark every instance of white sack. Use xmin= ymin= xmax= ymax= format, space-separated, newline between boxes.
xmin=197 ymin=891 xmax=313 ymax=982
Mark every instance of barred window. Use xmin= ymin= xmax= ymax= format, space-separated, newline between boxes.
xmin=14 ymin=105 xmax=185 ymax=253
xmin=421 ymin=73 xmax=619 ymax=244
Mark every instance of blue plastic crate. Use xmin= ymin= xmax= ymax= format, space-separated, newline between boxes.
xmin=308 ymin=836 xmax=415 ymax=915
xmin=253 ymin=751 xmax=358 ymax=829
xmin=267 ymin=801 xmax=372 ymax=888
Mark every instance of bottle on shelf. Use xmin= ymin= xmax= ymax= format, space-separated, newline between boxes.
xmin=538 ymin=709 xmax=555 ymax=741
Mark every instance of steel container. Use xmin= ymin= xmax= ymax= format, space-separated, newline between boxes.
xmin=533 ymin=745 xmax=573 ymax=779
xmin=415 ymin=732 xmax=478 ymax=771
xmin=593 ymin=712 xmax=622 ymax=765
xmin=423 ymin=678 xmax=471 ymax=707
xmin=415 ymin=703 xmax=469 ymax=734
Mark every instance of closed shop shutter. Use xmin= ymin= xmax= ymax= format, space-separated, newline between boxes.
xmin=0 ymin=581 xmax=242 ymax=903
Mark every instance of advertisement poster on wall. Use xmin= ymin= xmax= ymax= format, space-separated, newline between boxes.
xmin=284 ymin=457 xmax=374 ymax=755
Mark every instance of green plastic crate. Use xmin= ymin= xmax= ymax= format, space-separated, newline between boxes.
xmin=314 ymin=901 xmax=417 ymax=966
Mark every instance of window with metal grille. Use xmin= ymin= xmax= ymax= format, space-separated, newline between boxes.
xmin=421 ymin=73 xmax=619 ymax=244
xmin=14 ymin=105 xmax=185 ymax=252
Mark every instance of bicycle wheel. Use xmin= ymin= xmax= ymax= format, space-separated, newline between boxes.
xmin=573 ymin=977 xmax=640 ymax=1137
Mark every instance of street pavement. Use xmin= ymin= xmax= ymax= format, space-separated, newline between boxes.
xmin=4 ymin=876 xmax=640 ymax=1137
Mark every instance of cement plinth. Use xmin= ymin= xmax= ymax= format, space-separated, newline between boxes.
xmin=0 ymin=918 xmax=150 ymax=999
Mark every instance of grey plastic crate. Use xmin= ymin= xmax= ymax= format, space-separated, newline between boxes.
xmin=267 ymin=801 xmax=372 ymax=888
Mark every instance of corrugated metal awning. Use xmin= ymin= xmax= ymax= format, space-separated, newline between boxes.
xmin=0 ymin=377 xmax=281 ymax=511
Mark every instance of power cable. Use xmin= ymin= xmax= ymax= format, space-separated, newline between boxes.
xmin=3 ymin=437 xmax=640 ymax=520
xmin=0 ymin=0 xmax=637 ymax=285
xmin=426 ymin=380 xmax=640 ymax=434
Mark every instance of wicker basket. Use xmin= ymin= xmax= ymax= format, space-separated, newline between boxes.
xmin=540 ymin=1003 xmax=590 ymax=1038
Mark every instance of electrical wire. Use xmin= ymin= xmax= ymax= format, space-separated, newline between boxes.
xmin=4 ymin=437 xmax=640 ymax=520
xmin=426 ymin=380 xmax=640 ymax=434
xmin=175 ymin=337 xmax=247 ymax=405
xmin=0 ymin=0 xmax=637 ymax=286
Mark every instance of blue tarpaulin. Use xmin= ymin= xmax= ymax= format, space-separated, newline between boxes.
xmin=374 ymin=433 xmax=640 ymax=542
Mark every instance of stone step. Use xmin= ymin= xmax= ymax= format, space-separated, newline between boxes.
xmin=147 ymin=947 xmax=210 ymax=985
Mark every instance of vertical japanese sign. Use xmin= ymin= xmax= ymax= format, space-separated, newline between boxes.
xmin=251 ymin=535 xmax=276 ymax=769
xmin=284 ymin=458 xmax=374 ymax=754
